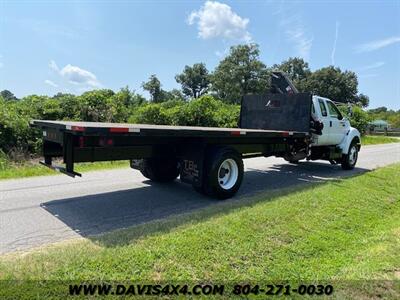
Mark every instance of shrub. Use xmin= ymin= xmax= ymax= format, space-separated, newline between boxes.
xmin=0 ymin=149 xmax=10 ymax=171
xmin=172 ymin=96 xmax=220 ymax=127
xmin=127 ymin=96 xmax=240 ymax=128
xmin=339 ymin=105 xmax=371 ymax=134
xmin=129 ymin=104 xmax=172 ymax=125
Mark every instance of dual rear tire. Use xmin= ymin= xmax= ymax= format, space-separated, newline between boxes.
xmin=195 ymin=148 xmax=244 ymax=200
xmin=139 ymin=148 xmax=244 ymax=199
xmin=140 ymin=157 xmax=180 ymax=182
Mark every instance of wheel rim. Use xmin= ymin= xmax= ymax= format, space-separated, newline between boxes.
xmin=217 ymin=158 xmax=239 ymax=190
xmin=348 ymin=145 xmax=358 ymax=165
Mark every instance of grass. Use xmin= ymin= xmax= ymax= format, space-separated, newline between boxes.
xmin=361 ymin=135 xmax=399 ymax=145
xmin=0 ymin=160 xmax=129 ymax=180
xmin=0 ymin=164 xmax=399 ymax=298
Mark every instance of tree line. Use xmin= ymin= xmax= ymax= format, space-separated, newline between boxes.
xmin=2 ymin=43 xmax=371 ymax=108
xmin=139 ymin=44 xmax=369 ymax=106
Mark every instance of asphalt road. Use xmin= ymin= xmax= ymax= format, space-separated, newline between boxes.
xmin=1 ymin=143 xmax=399 ymax=254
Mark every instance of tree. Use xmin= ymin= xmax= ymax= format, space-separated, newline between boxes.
xmin=78 ymin=89 xmax=115 ymax=122
xmin=0 ymin=90 xmax=18 ymax=101
xmin=355 ymin=93 xmax=369 ymax=108
xmin=272 ymin=57 xmax=311 ymax=91
xmin=161 ymin=89 xmax=185 ymax=102
xmin=175 ymin=63 xmax=210 ymax=98
xmin=303 ymin=66 xmax=359 ymax=103
xmin=52 ymin=93 xmax=81 ymax=120
xmin=114 ymin=86 xmax=146 ymax=107
xmin=211 ymin=44 xmax=270 ymax=103
xmin=142 ymin=75 xmax=163 ymax=103
xmin=368 ymin=106 xmax=387 ymax=114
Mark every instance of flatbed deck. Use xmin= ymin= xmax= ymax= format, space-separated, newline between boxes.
xmin=31 ymin=120 xmax=309 ymax=138
xmin=30 ymin=92 xmax=314 ymax=199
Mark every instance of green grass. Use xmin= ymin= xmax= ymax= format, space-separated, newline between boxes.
xmin=0 ymin=164 xmax=399 ymax=298
xmin=362 ymin=135 xmax=399 ymax=145
xmin=0 ymin=160 xmax=129 ymax=180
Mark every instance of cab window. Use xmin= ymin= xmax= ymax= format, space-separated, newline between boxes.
xmin=326 ymin=101 xmax=343 ymax=119
xmin=318 ymin=99 xmax=327 ymax=117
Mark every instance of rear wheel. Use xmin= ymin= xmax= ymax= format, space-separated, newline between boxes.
xmin=196 ymin=148 xmax=243 ymax=199
xmin=140 ymin=157 xmax=179 ymax=182
xmin=341 ymin=141 xmax=359 ymax=170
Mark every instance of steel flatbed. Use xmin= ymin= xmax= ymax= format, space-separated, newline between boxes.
xmin=30 ymin=92 xmax=313 ymax=199
xmin=31 ymin=120 xmax=309 ymax=138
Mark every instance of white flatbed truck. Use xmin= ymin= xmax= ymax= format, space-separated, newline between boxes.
xmin=31 ymin=72 xmax=360 ymax=199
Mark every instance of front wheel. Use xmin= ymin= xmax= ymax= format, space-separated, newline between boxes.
xmin=341 ymin=141 xmax=359 ymax=170
xmin=196 ymin=148 xmax=244 ymax=199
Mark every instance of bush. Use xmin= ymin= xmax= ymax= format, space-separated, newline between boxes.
xmin=0 ymin=149 xmax=10 ymax=171
xmin=339 ymin=105 xmax=371 ymax=134
xmin=172 ymin=96 xmax=221 ymax=127
xmin=128 ymin=96 xmax=240 ymax=128
xmin=0 ymin=97 xmax=41 ymax=157
xmin=129 ymin=104 xmax=172 ymax=125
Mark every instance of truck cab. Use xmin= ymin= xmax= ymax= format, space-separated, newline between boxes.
xmin=311 ymin=96 xmax=352 ymax=146
xmin=309 ymin=95 xmax=361 ymax=169
xmin=269 ymin=71 xmax=361 ymax=169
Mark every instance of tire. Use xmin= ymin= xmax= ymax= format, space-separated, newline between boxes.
xmin=140 ymin=157 xmax=179 ymax=182
xmin=197 ymin=148 xmax=244 ymax=199
xmin=341 ymin=140 xmax=359 ymax=170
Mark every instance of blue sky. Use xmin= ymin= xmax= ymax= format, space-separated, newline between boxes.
xmin=0 ymin=0 xmax=399 ymax=109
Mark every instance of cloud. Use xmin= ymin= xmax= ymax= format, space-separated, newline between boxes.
xmin=360 ymin=61 xmax=385 ymax=71
xmin=188 ymin=1 xmax=251 ymax=42
xmin=331 ymin=21 xmax=340 ymax=65
xmin=0 ymin=62 xmax=3 ymax=68
xmin=279 ymin=12 xmax=313 ymax=60
xmin=44 ymin=79 xmax=58 ymax=88
xmin=355 ymin=36 xmax=400 ymax=53
xmin=49 ymin=60 xmax=100 ymax=88
xmin=60 ymin=64 xmax=100 ymax=87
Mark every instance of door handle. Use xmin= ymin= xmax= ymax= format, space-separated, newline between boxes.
xmin=330 ymin=121 xmax=332 ymax=127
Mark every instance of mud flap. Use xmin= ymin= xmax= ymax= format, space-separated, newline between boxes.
xmin=179 ymin=145 xmax=205 ymax=187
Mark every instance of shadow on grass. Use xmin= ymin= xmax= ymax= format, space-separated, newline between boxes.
xmin=41 ymin=161 xmax=370 ymax=248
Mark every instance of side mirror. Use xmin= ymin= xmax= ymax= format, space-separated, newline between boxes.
xmin=338 ymin=114 xmax=343 ymax=120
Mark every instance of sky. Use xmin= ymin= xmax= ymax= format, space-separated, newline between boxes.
xmin=0 ymin=0 xmax=399 ymax=109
